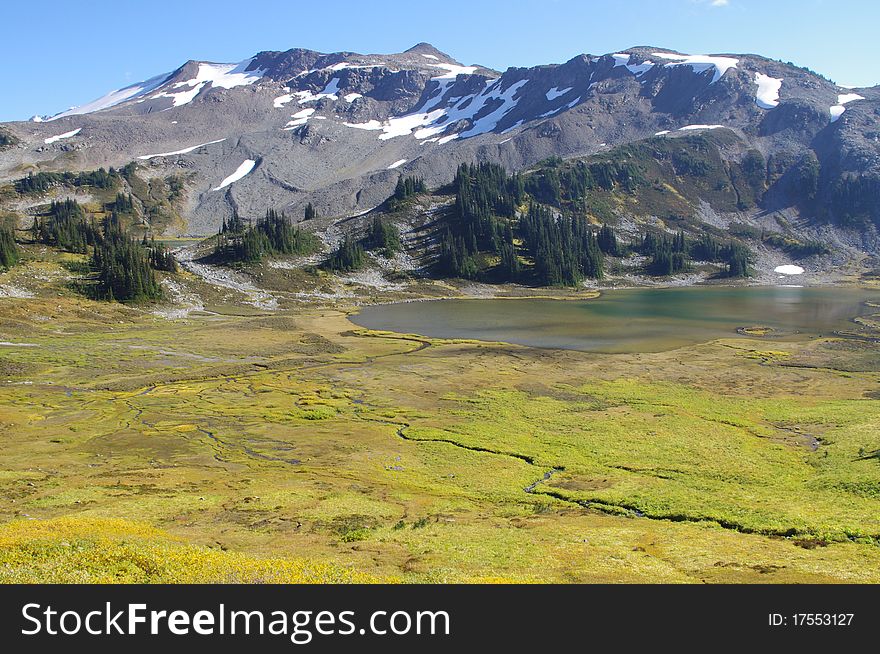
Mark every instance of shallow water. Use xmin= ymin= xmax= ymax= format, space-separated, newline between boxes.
xmin=351 ymin=286 xmax=880 ymax=353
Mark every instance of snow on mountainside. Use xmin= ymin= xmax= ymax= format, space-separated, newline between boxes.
xmin=38 ymin=71 xmax=176 ymax=121
xmin=2 ymin=43 xmax=879 ymax=237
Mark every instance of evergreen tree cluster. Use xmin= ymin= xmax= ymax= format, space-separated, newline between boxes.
xmin=437 ymin=162 xmax=616 ymax=285
xmin=113 ymin=192 xmax=135 ymax=214
xmin=15 ymin=168 xmax=121 ymax=194
xmin=436 ymin=162 xmax=524 ymax=279
xmin=519 ymin=204 xmax=603 ymax=285
xmin=597 ymin=223 xmax=621 ymax=256
xmin=393 ymin=175 xmax=427 ymax=202
xmin=0 ymin=222 xmax=19 ymax=270
xmin=32 ymin=199 xmax=100 ymax=253
xmin=91 ymin=214 xmax=161 ymax=303
xmin=525 ymin=158 xmax=643 ymax=205
xmin=640 ymin=231 xmax=690 ymax=276
xmin=642 ymin=231 xmax=752 ymax=278
xmin=387 ymin=175 xmax=427 ymax=211
xmin=215 ymin=209 xmax=318 ymax=263
xmin=825 ymin=175 xmax=880 ymax=229
xmin=29 ymin=198 xmax=173 ymax=302
xmin=304 ymin=202 xmax=318 ymax=220
xmin=366 ymin=216 xmax=401 ymax=257
xmin=325 ymin=235 xmax=366 ymax=272
xmin=142 ymin=235 xmax=178 ymax=272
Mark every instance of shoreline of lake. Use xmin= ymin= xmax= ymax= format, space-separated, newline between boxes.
xmin=349 ymin=286 xmax=880 ymax=354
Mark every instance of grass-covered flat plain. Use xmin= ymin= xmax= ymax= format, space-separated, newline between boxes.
xmin=1 ymin=254 xmax=880 ymax=583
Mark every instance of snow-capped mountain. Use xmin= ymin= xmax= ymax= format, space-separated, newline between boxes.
xmin=1 ymin=43 xmax=878 ymax=235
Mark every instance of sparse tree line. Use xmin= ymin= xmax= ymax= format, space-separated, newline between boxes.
xmin=15 ymin=167 xmax=121 ymax=194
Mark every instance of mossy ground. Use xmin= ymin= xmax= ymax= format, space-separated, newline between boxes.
xmin=1 ymin=253 xmax=879 ymax=583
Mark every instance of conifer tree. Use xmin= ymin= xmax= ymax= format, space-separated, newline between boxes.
xmin=0 ymin=222 xmax=19 ymax=270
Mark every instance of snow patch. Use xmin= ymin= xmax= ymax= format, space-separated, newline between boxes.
xmin=421 ymin=54 xmax=439 ymax=61
xmin=754 ymin=72 xmax=782 ymax=109
xmin=428 ymin=63 xmax=480 ymax=79
xmin=613 ymin=53 xmax=654 ymax=76
xmin=211 ymin=159 xmax=256 ymax=191
xmin=138 ymin=138 xmax=226 ymax=160
xmin=296 ymin=78 xmax=342 ymax=104
xmin=678 ymin=124 xmax=725 ymax=131
xmin=343 ymin=92 xmax=363 ymax=102
xmin=838 ymin=92 xmax=865 ymax=104
xmin=274 ymin=93 xmax=294 ymax=108
xmin=545 ymin=86 xmax=573 ymax=101
xmin=44 ymin=128 xmax=81 ymax=144
xmin=284 ymin=108 xmax=315 ymax=129
xmin=829 ymin=92 xmax=865 ymax=122
xmin=538 ymin=95 xmax=581 ymax=118
xmin=652 ymin=52 xmax=738 ymax=83
xmin=774 ymin=265 xmax=805 ymax=275
xmin=387 ymin=159 xmax=407 ymax=169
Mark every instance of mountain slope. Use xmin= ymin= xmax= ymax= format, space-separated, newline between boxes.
xmin=1 ymin=43 xmax=878 ymax=242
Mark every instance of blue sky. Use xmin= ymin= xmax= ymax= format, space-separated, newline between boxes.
xmin=2 ymin=0 xmax=877 ymax=121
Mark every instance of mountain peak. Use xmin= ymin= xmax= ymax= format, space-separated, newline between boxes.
xmin=403 ymin=42 xmax=453 ymax=60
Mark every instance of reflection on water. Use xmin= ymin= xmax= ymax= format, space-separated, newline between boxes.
xmin=352 ymin=286 xmax=880 ymax=353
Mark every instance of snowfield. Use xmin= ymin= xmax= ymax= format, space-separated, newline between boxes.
xmin=344 ymin=74 xmax=526 ymax=143
xmin=775 ymin=265 xmax=805 ymax=275
xmin=44 ymin=128 xmax=81 ymax=144
xmin=151 ymin=60 xmax=265 ymax=108
xmin=137 ymin=138 xmax=226 ymax=160
xmin=652 ymin=52 xmax=739 ymax=83
xmin=387 ymin=159 xmax=407 ymax=169
xmin=212 ymin=159 xmax=257 ymax=191
xmin=754 ymin=72 xmax=782 ymax=109
xmin=46 ymin=71 xmax=173 ymax=121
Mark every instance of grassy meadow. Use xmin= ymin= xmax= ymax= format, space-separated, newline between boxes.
xmin=1 ymin=251 xmax=879 ymax=583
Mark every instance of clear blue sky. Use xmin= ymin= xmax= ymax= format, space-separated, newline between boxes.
xmin=2 ymin=0 xmax=877 ymax=122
